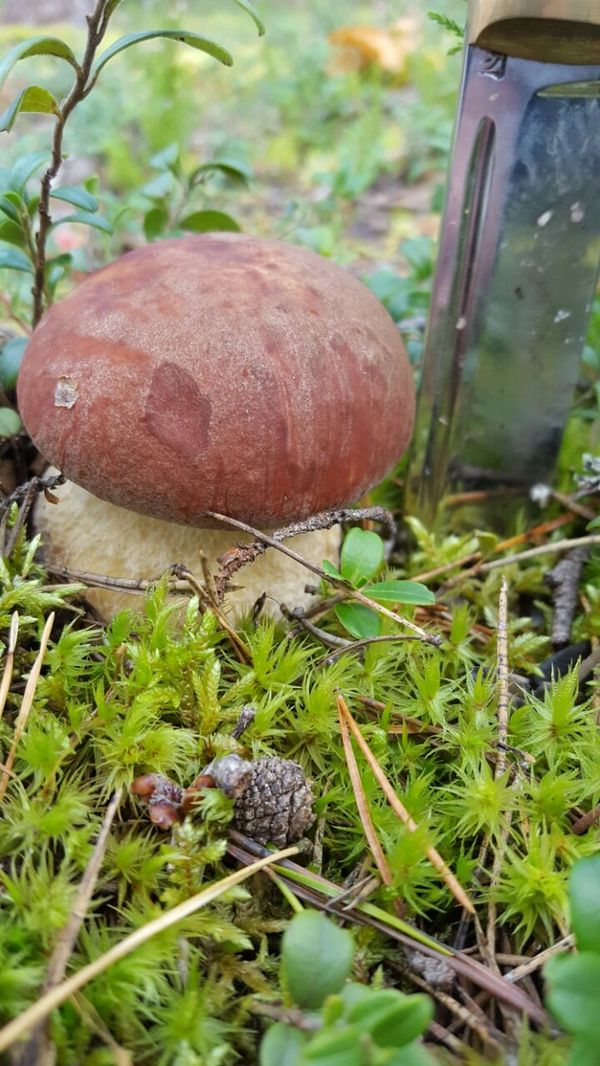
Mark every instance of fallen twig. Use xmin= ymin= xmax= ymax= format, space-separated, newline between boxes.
xmin=545 ymin=546 xmax=588 ymax=645
xmin=206 ymin=511 xmax=440 ymax=645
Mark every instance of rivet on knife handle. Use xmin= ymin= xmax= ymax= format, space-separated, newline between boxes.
xmin=406 ymin=0 xmax=600 ymax=525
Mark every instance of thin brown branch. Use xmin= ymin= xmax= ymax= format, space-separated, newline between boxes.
xmin=206 ymin=510 xmax=440 ymax=646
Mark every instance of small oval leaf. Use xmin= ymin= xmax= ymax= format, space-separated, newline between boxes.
xmin=335 ymin=603 xmax=381 ymax=639
xmin=50 ymin=185 xmax=99 ymax=212
xmin=180 ymin=209 xmax=241 ymax=233
xmin=282 ymin=911 xmax=354 ymax=1010
xmin=0 ymin=220 xmax=27 ymax=249
xmin=51 ymin=211 xmax=113 ymax=234
xmin=259 ymin=1022 xmax=306 ymax=1066
xmin=545 ymin=952 xmax=600 ymax=1040
xmin=143 ymin=206 xmax=169 ymax=241
xmin=9 ymin=151 xmax=48 ymax=192
xmin=0 ymin=37 xmax=79 ymax=93
xmin=0 ymin=86 xmax=60 ymax=133
xmin=0 ymin=249 xmax=31 ymax=272
xmin=231 ymin=0 xmax=266 ymax=36
xmin=340 ymin=528 xmax=385 ymax=585
xmin=92 ymin=30 xmax=233 ymax=79
xmin=569 ymin=855 xmax=600 ymax=955
xmin=362 ymin=580 xmax=436 ymax=606
xmin=0 ymin=407 xmax=23 ymax=437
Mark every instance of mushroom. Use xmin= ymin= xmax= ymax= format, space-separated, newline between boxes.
xmin=17 ymin=234 xmax=415 ymax=619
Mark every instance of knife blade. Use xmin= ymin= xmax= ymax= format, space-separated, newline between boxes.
xmin=406 ymin=0 xmax=600 ymax=523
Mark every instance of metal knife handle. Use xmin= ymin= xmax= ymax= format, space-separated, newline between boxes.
xmin=469 ymin=0 xmax=600 ymax=63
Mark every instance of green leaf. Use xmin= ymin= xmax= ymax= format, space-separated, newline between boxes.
xmin=545 ymin=952 xmax=600 ymax=1039
xmin=362 ymin=580 xmax=436 ymax=606
xmin=92 ymin=31 xmax=234 ymax=80
xmin=180 ymin=210 xmax=241 ymax=233
xmin=340 ymin=528 xmax=384 ymax=585
xmin=231 ymin=0 xmax=266 ymax=36
xmin=0 ymin=220 xmax=27 ymax=249
xmin=140 ymin=171 xmax=175 ymax=200
xmin=303 ymin=1026 xmax=363 ymax=1066
xmin=0 ymin=249 xmax=31 ymax=273
xmin=282 ymin=911 xmax=354 ymax=1010
xmin=387 ymin=1044 xmax=439 ymax=1066
xmin=259 ymin=1023 xmax=306 ymax=1066
xmin=149 ymin=143 xmax=180 ymax=172
xmin=0 ymin=337 xmax=28 ymax=389
xmin=104 ymin=0 xmax=126 ymax=16
xmin=0 ymin=407 xmax=22 ymax=437
xmin=335 ymin=603 xmax=381 ymax=640
xmin=52 ymin=212 xmax=112 ymax=234
xmin=587 ymin=515 xmax=600 ymax=530
xmin=50 ymin=186 xmax=99 ymax=212
xmin=565 ymin=1037 xmax=600 ymax=1066
xmin=347 ymin=990 xmax=433 ymax=1048
xmin=9 ymin=151 xmax=48 ymax=192
xmin=0 ymin=36 xmax=79 ymax=93
xmin=0 ymin=193 xmax=21 ymax=221
xmin=322 ymin=559 xmax=343 ymax=581
xmin=569 ymin=855 xmax=600 ymax=954
xmin=189 ymin=159 xmax=251 ymax=188
xmin=143 ymin=206 xmax=169 ymax=242
xmin=0 ymin=86 xmax=60 ymax=133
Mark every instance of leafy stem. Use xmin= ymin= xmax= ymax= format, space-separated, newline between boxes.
xmin=32 ymin=0 xmax=110 ymax=327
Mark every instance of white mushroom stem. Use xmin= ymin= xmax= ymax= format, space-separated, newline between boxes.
xmin=33 ymin=473 xmax=341 ymax=621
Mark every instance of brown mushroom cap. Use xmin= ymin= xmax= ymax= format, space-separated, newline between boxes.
xmin=18 ymin=234 xmax=415 ymax=527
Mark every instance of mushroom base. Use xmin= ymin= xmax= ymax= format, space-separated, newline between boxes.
xmin=33 ymin=472 xmax=342 ymax=621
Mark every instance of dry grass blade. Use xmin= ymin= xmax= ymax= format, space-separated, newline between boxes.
xmin=480 ymin=533 xmax=600 ymax=572
xmin=337 ymin=698 xmax=395 ymax=892
xmin=0 ymin=611 xmax=19 ymax=723
xmin=505 ymin=934 xmax=574 ymax=983
xmin=0 ymin=845 xmax=298 ymax=1054
xmin=337 ymin=694 xmax=475 ymax=914
xmin=0 ymin=612 xmax=54 ymax=802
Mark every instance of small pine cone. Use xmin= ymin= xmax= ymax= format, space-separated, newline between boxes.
xmin=213 ymin=755 xmax=314 ymax=847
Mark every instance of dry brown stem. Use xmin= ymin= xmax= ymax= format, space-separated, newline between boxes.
xmin=0 ymin=612 xmax=54 ymax=802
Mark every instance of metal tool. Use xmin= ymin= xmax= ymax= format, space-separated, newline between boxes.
xmin=406 ymin=0 xmax=600 ymax=523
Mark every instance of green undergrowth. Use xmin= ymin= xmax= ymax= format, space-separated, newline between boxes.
xmin=0 ymin=515 xmax=599 ymax=1063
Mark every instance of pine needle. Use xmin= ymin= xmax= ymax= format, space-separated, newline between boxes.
xmin=0 ymin=611 xmax=54 ymax=802
xmin=337 ymin=698 xmax=395 ymax=891
xmin=337 ymin=694 xmax=475 ymax=914
xmin=0 ymin=611 xmax=19 ymax=723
